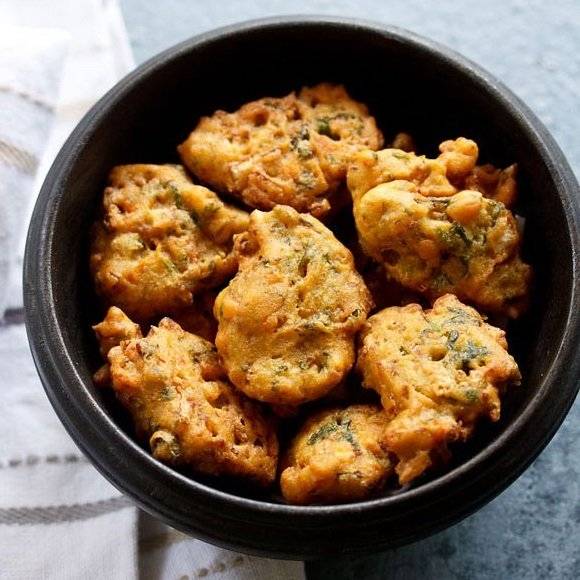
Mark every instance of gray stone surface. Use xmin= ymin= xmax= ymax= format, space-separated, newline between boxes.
xmin=119 ymin=1 xmax=580 ymax=577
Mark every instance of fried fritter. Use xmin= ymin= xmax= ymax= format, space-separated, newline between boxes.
xmin=106 ymin=315 xmax=278 ymax=486
xmin=348 ymin=144 xmax=531 ymax=317
xmin=90 ymin=164 xmax=249 ymax=320
xmin=92 ymin=306 xmax=143 ymax=386
xmin=440 ymin=138 xmax=518 ymax=207
xmin=214 ymin=205 xmax=373 ymax=405
xmin=357 ymin=294 xmax=521 ymax=485
xmin=93 ymin=306 xmax=143 ymax=357
xmin=178 ymin=84 xmax=383 ymax=218
xmin=280 ymin=405 xmax=392 ymax=504
xmin=348 ymin=137 xmax=518 ymax=207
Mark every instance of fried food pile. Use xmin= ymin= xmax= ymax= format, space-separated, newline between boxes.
xmin=90 ymin=84 xmax=530 ymax=505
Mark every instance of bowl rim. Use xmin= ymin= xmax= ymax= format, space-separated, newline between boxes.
xmin=23 ymin=14 xmax=580 ymax=526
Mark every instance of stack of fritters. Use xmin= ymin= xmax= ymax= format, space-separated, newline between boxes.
xmin=90 ymin=84 xmax=530 ymax=504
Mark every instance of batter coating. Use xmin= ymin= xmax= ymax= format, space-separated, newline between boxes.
xmin=91 ymin=164 xmax=249 ymax=320
xmin=106 ymin=315 xmax=278 ymax=486
xmin=348 ymin=137 xmax=517 ymax=206
xmin=92 ymin=306 xmax=142 ymax=386
xmin=280 ymin=405 xmax=393 ymax=504
xmin=178 ymin=84 xmax=383 ymax=217
xmin=93 ymin=306 xmax=143 ymax=358
xmin=214 ymin=205 xmax=373 ymax=405
xmin=357 ymin=294 xmax=521 ymax=485
xmin=348 ymin=144 xmax=531 ymax=317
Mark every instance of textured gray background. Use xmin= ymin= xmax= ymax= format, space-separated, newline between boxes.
xmin=119 ymin=1 xmax=580 ymax=578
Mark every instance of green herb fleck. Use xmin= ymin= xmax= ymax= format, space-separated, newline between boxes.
xmin=465 ymin=388 xmax=480 ymax=403
xmin=316 ymin=116 xmax=332 ymax=136
xmin=445 ymin=307 xmax=475 ymax=325
xmin=160 ymin=386 xmax=174 ymax=401
xmin=437 ymin=223 xmax=472 ymax=253
xmin=333 ymin=111 xmax=356 ymax=120
xmin=322 ymin=252 xmax=339 ymax=272
xmin=162 ymin=257 xmax=177 ymax=273
xmin=297 ymin=170 xmax=316 ymax=189
xmin=340 ymin=420 xmax=361 ymax=452
xmin=307 ymin=417 xmax=360 ymax=452
xmin=273 ymin=361 xmax=289 ymax=376
xmin=446 ymin=330 xmax=459 ymax=348
xmin=296 ymin=142 xmax=312 ymax=159
xmin=463 ymin=341 xmax=489 ymax=361
xmin=307 ymin=421 xmax=339 ymax=445
xmin=291 ymin=126 xmax=313 ymax=159
xmin=166 ymin=182 xmax=183 ymax=208
xmin=489 ymin=202 xmax=502 ymax=222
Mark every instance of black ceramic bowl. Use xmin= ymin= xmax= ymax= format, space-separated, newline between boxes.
xmin=24 ymin=17 xmax=580 ymax=559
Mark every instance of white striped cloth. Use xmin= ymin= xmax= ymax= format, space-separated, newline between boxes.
xmin=0 ymin=2 xmax=305 ymax=578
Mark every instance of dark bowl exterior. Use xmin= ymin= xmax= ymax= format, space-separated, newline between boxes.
xmin=23 ymin=17 xmax=580 ymax=559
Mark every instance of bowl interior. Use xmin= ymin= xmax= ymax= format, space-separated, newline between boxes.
xmin=45 ymin=21 xmax=574 ymax=503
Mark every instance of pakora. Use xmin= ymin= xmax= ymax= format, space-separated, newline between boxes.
xmin=178 ymin=84 xmax=383 ymax=218
xmin=92 ymin=305 xmax=142 ymax=386
xmin=280 ymin=405 xmax=392 ymax=504
xmin=348 ymin=143 xmax=531 ymax=317
xmin=357 ymin=294 xmax=521 ymax=485
xmin=91 ymin=164 xmax=249 ymax=320
xmin=93 ymin=305 xmax=142 ymax=358
xmin=214 ymin=205 xmax=373 ymax=405
xmin=105 ymin=314 xmax=278 ymax=486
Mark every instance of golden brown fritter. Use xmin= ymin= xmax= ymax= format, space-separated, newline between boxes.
xmin=349 ymin=137 xmax=518 ymax=207
xmin=90 ymin=164 xmax=249 ymax=321
xmin=357 ymin=294 xmax=521 ymax=485
xmin=440 ymin=138 xmax=518 ymax=207
xmin=348 ymin=144 xmax=531 ymax=317
xmin=106 ymin=315 xmax=278 ymax=486
xmin=178 ymin=83 xmax=383 ymax=218
xmin=93 ymin=306 xmax=143 ymax=358
xmin=280 ymin=405 xmax=392 ymax=504
xmin=92 ymin=306 xmax=143 ymax=386
xmin=214 ymin=205 xmax=373 ymax=405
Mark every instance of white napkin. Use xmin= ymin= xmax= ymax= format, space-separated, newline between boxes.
xmin=0 ymin=324 xmax=138 ymax=580
xmin=0 ymin=2 xmax=305 ymax=577
xmin=1 ymin=0 xmax=135 ymax=312
xmin=0 ymin=25 xmax=69 ymax=314
xmin=0 ymin=5 xmax=140 ymax=579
